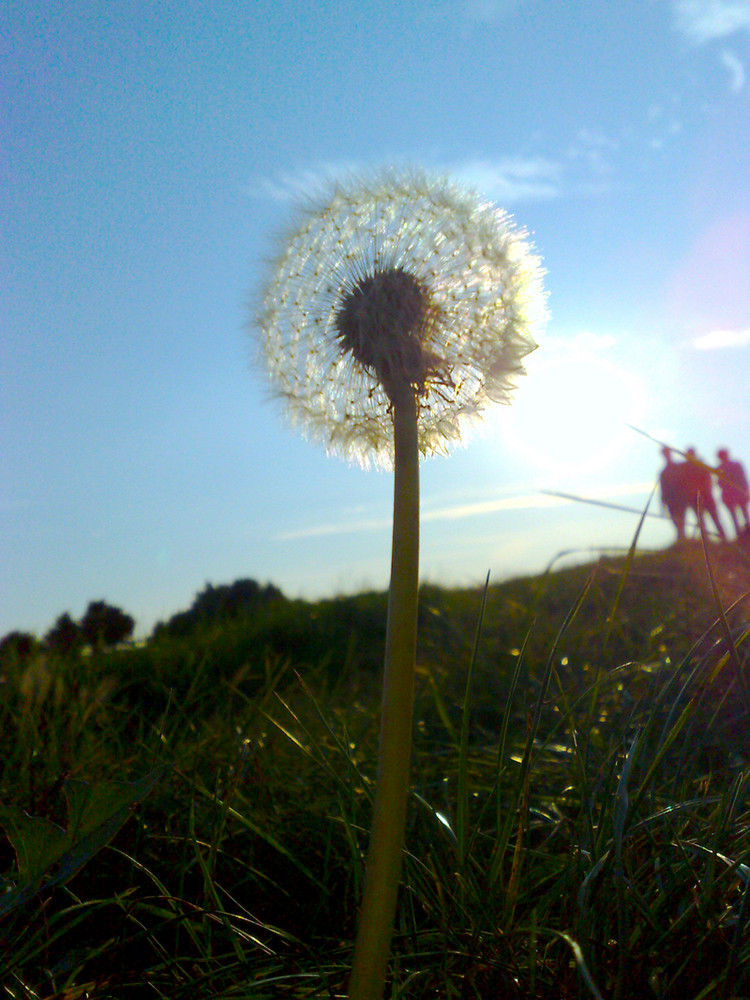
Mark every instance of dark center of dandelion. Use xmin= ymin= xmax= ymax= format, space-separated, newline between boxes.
xmin=334 ymin=267 xmax=434 ymax=401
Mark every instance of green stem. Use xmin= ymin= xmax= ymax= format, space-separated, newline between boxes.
xmin=348 ymin=388 xmax=420 ymax=1000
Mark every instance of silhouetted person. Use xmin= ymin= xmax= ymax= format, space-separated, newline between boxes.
xmin=716 ymin=448 xmax=750 ymax=536
xmin=659 ymin=446 xmax=687 ymax=541
xmin=685 ymin=448 xmax=726 ymax=540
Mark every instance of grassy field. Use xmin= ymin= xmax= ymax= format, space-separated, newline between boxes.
xmin=1 ymin=541 xmax=750 ymax=998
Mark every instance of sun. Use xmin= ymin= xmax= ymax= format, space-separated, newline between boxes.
xmin=497 ymin=344 xmax=645 ymax=472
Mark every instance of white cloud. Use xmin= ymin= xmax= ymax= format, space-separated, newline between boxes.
xmin=246 ymin=161 xmax=360 ymax=202
xmin=423 ymin=494 xmax=568 ymax=522
xmin=251 ymin=156 xmax=564 ymax=206
xmin=566 ymin=129 xmax=619 ymax=170
xmin=671 ymin=0 xmax=750 ymax=45
xmin=721 ymin=49 xmax=747 ymax=90
xmin=691 ymin=328 xmax=750 ymax=349
xmin=645 ymin=102 xmax=683 ymax=151
xmin=451 ymin=157 xmax=562 ymax=202
xmin=276 ymin=482 xmax=654 ymax=540
xmin=425 ymin=484 xmax=656 ymax=521
xmin=277 ymin=516 xmax=390 ymax=541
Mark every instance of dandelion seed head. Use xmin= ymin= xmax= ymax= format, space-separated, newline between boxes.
xmin=256 ymin=168 xmax=548 ymax=467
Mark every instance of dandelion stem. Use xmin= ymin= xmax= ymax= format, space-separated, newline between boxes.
xmin=349 ymin=386 xmax=420 ymax=1000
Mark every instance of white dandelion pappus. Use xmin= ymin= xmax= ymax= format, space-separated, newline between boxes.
xmin=259 ymin=168 xmax=547 ymax=466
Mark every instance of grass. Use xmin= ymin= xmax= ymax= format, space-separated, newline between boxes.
xmin=1 ymin=541 xmax=750 ymax=997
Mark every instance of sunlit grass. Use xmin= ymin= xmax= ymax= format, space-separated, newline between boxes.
xmin=1 ymin=541 xmax=749 ymax=997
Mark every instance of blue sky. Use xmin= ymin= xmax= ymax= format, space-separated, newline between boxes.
xmin=3 ymin=0 xmax=749 ymax=638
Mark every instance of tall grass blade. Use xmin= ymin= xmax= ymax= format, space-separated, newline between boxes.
xmin=456 ymin=571 xmax=490 ymax=875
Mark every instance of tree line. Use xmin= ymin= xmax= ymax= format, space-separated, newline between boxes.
xmin=0 ymin=600 xmax=136 ymax=664
xmin=0 ymin=579 xmax=284 ymax=667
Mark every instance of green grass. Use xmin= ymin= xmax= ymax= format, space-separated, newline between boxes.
xmin=2 ymin=541 xmax=750 ymax=998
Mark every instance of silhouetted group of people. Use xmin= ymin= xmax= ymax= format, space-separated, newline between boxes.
xmin=660 ymin=446 xmax=750 ymax=542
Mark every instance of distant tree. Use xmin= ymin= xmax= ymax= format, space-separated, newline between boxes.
xmin=80 ymin=601 xmax=135 ymax=650
xmin=192 ymin=579 xmax=284 ymax=620
xmin=153 ymin=579 xmax=284 ymax=638
xmin=44 ymin=613 xmax=85 ymax=657
xmin=0 ymin=630 xmax=38 ymax=667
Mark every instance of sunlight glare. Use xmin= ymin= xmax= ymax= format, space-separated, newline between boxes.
xmin=498 ymin=347 xmax=645 ymax=472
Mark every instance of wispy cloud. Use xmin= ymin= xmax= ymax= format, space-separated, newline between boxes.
xmin=249 ymin=155 xmax=565 ymax=206
xmin=246 ymin=161 xmax=359 ymax=202
xmin=450 ymin=157 xmax=562 ymax=202
xmin=249 ymin=124 xmax=631 ymax=210
xmin=276 ymin=482 xmax=653 ymax=541
xmin=455 ymin=134 xmax=621 ymax=201
xmin=277 ymin=516 xmax=391 ymax=541
xmin=423 ymin=494 xmax=569 ymax=523
xmin=691 ymin=327 xmax=750 ymax=349
xmin=721 ymin=49 xmax=747 ymax=90
xmin=565 ymin=128 xmax=619 ymax=178
xmin=670 ymin=0 xmax=750 ymax=45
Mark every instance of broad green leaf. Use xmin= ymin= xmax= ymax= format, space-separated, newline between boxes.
xmin=0 ymin=807 xmax=67 ymax=884
xmin=0 ymin=764 xmax=168 ymax=920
